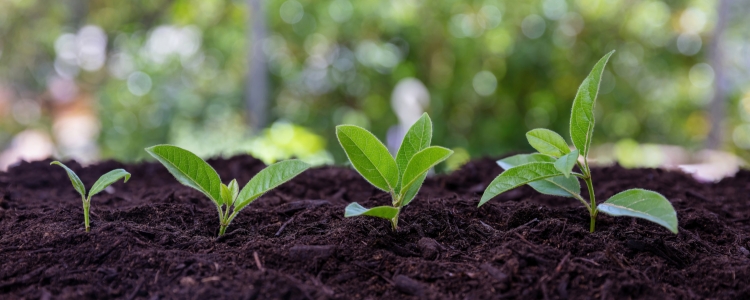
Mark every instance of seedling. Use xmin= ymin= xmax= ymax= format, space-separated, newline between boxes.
xmin=478 ymin=51 xmax=678 ymax=234
xmin=337 ymin=113 xmax=453 ymax=230
xmin=145 ymin=144 xmax=310 ymax=236
xmin=51 ymin=161 xmax=131 ymax=232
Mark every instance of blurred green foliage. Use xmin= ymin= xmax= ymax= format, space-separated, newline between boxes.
xmin=0 ymin=0 xmax=748 ymax=164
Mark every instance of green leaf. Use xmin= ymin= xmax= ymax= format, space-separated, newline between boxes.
xmin=479 ymin=162 xmax=564 ymax=206
xmin=344 ymin=202 xmax=400 ymax=220
xmin=526 ymin=129 xmax=570 ymax=157
xmin=336 ymin=125 xmax=399 ymax=192
xmin=234 ymin=159 xmax=310 ymax=211
xmin=400 ymin=146 xmax=452 ymax=197
xmin=145 ymin=145 xmax=222 ymax=205
xmin=395 ymin=113 xmax=432 ymax=191
xmin=597 ymin=189 xmax=678 ymax=234
xmin=497 ymin=154 xmax=580 ymax=198
xmin=50 ymin=161 xmax=86 ymax=199
xmin=220 ymin=184 xmax=232 ymax=206
xmin=569 ymin=50 xmax=614 ymax=161
xmin=227 ymin=179 xmax=239 ymax=206
xmin=88 ymin=169 xmax=131 ymax=201
xmin=554 ymin=150 xmax=579 ymax=178
xmin=400 ymin=173 xmax=426 ymax=207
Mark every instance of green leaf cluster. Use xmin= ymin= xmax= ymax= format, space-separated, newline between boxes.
xmin=479 ymin=51 xmax=679 ymax=234
xmin=337 ymin=113 xmax=453 ymax=230
xmin=145 ymin=144 xmax=310 ymax=236
xmin=51 ymin=161 xmax=131 ymax=232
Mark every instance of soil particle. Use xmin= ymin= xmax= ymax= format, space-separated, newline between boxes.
xmin=0 ymin=155 xmax=749 ymax=299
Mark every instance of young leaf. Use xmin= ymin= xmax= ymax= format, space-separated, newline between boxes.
xmin=479 ymin=162 xmax=564 ymax=206
xmin=336 ymin=125 xmax=399 ymax=192
xmin=569 ymin=50 xmax=614 ymax=161
xmin=344 ymin=202 xmax=399 ymax=219
xmin=395 ymin=113 xmax=432 ymax=191
xmin=227 ymin=179 xmax=239 ymax=205
xmin=234 ymin=160 xmax=310 ymax=211
xmin=597 ymin=189 xmax=678 ymax=234
xmin=400 ymin=173 xmax=426 ymax=207
xmin=526 ymin=129 xmax=570 ymax=158
xmin=145 ymin=145 xmax=222 ymax=204
xmin=497 ymin=154 xmax=581 ymax=198
xmin=554 ymin=150 xmax=579 ymax=178
xmin=50 ymin=161 xmax=86 ymax=199
xmin=88 ymin=169 xmax=131 ymax=201
xmin=220 ymin=184 xmax=232 ymax=206
xmin=400 ymin=146 xmax=453 ymax=197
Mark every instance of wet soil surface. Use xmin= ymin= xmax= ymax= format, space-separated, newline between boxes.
xmin=0 ymin=156 xmax=749 ymax=299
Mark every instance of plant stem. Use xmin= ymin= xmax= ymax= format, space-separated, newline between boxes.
xmin=390 ymin=207 xmax=401 ymax=231
xmin=584 ymin=176 xmax=597 ymax=232
xmin=83 ymin=198 xmax=91 ymax=232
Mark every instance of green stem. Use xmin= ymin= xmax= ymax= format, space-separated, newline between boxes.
xmin=83 ymin=198 xmax=91 ymax=232
xmin=390 ymin=207 xmax=401 ymax=231
xmin=584 ymin=176 xmax=597 ymax=232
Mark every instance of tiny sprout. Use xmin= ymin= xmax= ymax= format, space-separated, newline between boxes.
xmin=479 ymin=51 xmax=679 ymax=234
xmin=51 ymin=161 xmax=131 ymax=232
xmin=337 ymin=113 xmax=453 ymax=230
xmin=145 ymin=145 xmax=310 ymax=236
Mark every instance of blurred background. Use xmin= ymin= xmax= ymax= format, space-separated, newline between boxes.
xmin=1 ymin=0 xmax=749 ymax=180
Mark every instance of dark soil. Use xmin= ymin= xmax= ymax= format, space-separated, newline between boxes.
xmin=1 ymin=155 xmax=749 ymax=299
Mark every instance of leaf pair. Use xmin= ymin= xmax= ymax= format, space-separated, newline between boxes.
xmin=479 ymin=51 xmax=679 ymax=234
xmin=51 ymin=161 xmax=131 ymax=232
xmin=338 ymin=113 xmax=453 ymax=229
xmin=146 ymin=145 xmax=310 ymax=236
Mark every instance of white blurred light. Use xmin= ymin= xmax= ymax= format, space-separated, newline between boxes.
xmin=521 ymin=15 xmax=546 ymax=39
xmin=48 ymin=76 xmax=79 ymax=103
xmin=392 ymin=78 xmax=430 ymax=127
xmin=143 ymin=25 xmax=202 ymax=65
xmin=0 ymin=130 xmax=55 ymax=171
xmin=280 ymin=0 xmax=304 ymax=24
xmin=355 ymin=41 xmax=402 ymax=72
xmin=107 ymin=52 xmax=135 ymax=79
xmin=11 ymin=100 xmax=41 ymax=125
xmin=76 ymin=25 xmax=107 ymax=71
xmin=329 ymin=0 xmax=353 ymax=23
xmin=54 ymin=33 xmax=78 ymax=63
xmin=543 ymin=0 xmax=567 ymax=20
xmin=689 ymin=63 xmax=714 ymax=88
xmin=680 ymin=7 xmax=707 ymax=34
xmin=127 ymin=72 xmax=152 ymax=96
xmin=53 ymin=113 xmax=100 ymax=162
xmin=677 ymin=33 xmax=702 ymax=56
xmin=473 ymin=71 xmax=497 ymax=96
xmin=54 ymin=56 xmax=80 ymax=79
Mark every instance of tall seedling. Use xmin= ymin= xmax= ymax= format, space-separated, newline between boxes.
xmin=51 ymin=161 xmax=131 ymax=232
xmin=479 ymin=51 xmax=679 ymax=234
xmin=337 ymin=113 xmax=453 ymax=230
xmin=146 ymin=145 xmax=310 ymax=236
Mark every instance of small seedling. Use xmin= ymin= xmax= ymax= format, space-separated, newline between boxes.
xmin=51 ymin=161 xmax=131 ymax=232
xmin=337 ymin=113 xmax=453 ymax=230
xmin=479 ymin=51 xmax=678 ymax=234
xmin=145 ymin=144 xmax=310 ymax=236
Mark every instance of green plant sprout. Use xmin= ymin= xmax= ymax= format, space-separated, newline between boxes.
xmin=337 ymin=113 xmax=453 ymax=230
xmin=51 ymin=161 xmax=131 ymax=232
xmin=145 ymin=144 xmax=310 ymax=236
xmin=478 ymin=51 xmax=678 ymax=234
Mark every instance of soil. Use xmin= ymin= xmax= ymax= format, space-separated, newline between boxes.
xmin=1 ymin=155 xmax=749 ymax=299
